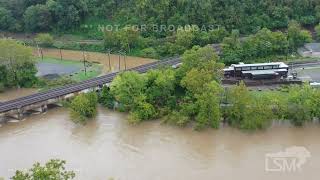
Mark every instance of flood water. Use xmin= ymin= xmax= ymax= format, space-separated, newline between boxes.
xmin=0 ymin=88 xmax=37 ymax=102
xmin=0 ymin=106 xmax=320 ymax=180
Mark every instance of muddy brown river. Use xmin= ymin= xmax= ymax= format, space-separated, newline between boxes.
xmin=0 ymin=106 xmax=319 ymax=180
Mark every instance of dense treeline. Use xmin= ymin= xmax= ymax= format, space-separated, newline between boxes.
xmin=0 ymin=0 xmax=316 ymax=59
xmin=1 ymin=0 xmax=320 ymax=34
xmin=221 ymin=21 xmax=312 ymax=64
xmin=96 ymin=46 xmax=320 ymax=130
xmin=0 ymin=39 xmax=38 ymax=91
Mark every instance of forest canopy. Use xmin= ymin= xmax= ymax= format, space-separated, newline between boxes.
xmin=0 ymin=0 xmax=320 ymax=34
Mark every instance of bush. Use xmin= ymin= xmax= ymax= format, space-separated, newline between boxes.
xmin=208 ymin=27 xmax=229 ymax=43
xmin=130 ymin=95 xmax=157 ymax=124
xmin=12 ymin=159 xmax=75 ymax=180
xmin=70 ymin=92 xmax=98 ymax=124
xmin=140 ymin=47 xmax=160 ymax=59
xmin=99 ymin=86 xmax=115 ymax=109
xmin=164 ymin=111 xmax=190 ymax=127
xmin=35 ymin=33 xmax=54 ymax=47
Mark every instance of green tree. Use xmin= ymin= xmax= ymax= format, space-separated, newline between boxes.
xmin=35 ymin=33 xmax=54 ymax=47
xmin=140 ymin=47 xmax=159 ymax=59
xmin=23 ymin=4 xmax=52 ymax=32
xmin=0 ymin=39 xmax=37 ymax=88
xmin=226 ymin=82 xmax=273 ymax=130
xmin=99 ymin=86 xmax=115 ymax=109
xmin=116 ymin=26 xmax=140 ymax=52
xmin=130 ymin=94 xmax=157 ymax=124
xmin=145 ymin=69 xmax=176 ymax=107
xmin=287 ymin=21 xmax=312 ymax=52
xmin=175 ymin=25 xmax=197 ymax=48
xmin=0 ymin=7 xmax=16 ymax=31
xmin=49 ymin=0 xmax=88 ymax=30
xmin=179 ymin=45 xmax=224 ymax=79
xmin=315 ymin=24 xmax=320 ymax=40
xmin=181 ymin=68 xmax=213 ymax=95
xmin=286 ymin=85 xmax=316 ymax=126
xmin=195 ymin=81 xmax=223 ymax=130
xmin=70 ymin=92 xmax=98 ymax=123
xmin=110 ymin=71 xmax=146 ymax=111
xmin=208 ymin=27 xmax=230 ymax=43
xmin=12 ymin=159 xmax=75 ymax=180
xmin=221 ymin=30 xmax=243 ymax=64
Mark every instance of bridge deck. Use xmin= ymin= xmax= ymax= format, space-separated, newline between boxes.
xmin=0 ymin=58 xmax=181 ymax=113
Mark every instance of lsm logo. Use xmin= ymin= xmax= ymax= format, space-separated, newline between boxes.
xmin=265 ymin=146 xmax=311 ymax=172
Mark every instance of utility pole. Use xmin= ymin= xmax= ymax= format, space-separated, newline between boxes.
xmin=59 ymin=48 xmax=62 ymax=61
xmin=123 ymin=51 xmax=127 ymax=70
xmin=82 ymin=48 xmax=87 ymax=76
xmin=107 ymin=49 xmax=111 ymax=72
xmin=118 ymin=50 xmax=122 ymax=71
xmin=40 ymin=48 xmax=44 ymax=61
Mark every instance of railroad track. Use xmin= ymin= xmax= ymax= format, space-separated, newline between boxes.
xmin=0 ymin=58 xmax=181 ymax=113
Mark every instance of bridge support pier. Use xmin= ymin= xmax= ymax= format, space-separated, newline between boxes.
xmin=0 ymin=113 xmax=6 ymax=123
xmin=7 ymin=109 xmax=24 ymax=120
xmin=40 ymin=104 xmax=48 ymax=113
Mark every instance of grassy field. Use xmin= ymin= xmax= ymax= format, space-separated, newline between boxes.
xmin=36 ymin=57 xmax=103 ymax=82
xmin=33 ymin=48 xmax=156 ymax=73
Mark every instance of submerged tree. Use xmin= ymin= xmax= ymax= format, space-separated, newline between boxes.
xmin=70 ymin=92 xmax=98 ymax=124
xmin=110 ymin=71 xmax=146 ymax=111
xmin=226 ymin=82 xmax=273 ymax=130
xmin=286 ymin=84 xmax=319 ymax=126
xmin=99 ymin=86 xmax=115 ymax=109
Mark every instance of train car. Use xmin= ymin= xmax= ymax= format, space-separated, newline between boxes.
xmin=224 ymin=62 xmax=289 ymax=80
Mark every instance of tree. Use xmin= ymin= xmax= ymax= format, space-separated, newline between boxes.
xmin=116 ymin=26 xmax=140 ymax=52
xmin=99 ymin=86 xmax=115 ymax=109
xmin=181 ymin=68 xmax=213 ymax=95
xmin=0 ymin=39 xmax=37 ymax=88
xmin=195 ymin=81 xmax=223 ymax=130
xmin=286 ymin=85 xmax=316 ymax=126
xmin=130 ymin=94 xmax=157 ymax=124
xmin=11 ymin=159 xmax=75 ymax=180
xmin=0 ymin=7 xmax=16 ymax=31
xmin=175 ymin=25 xmax=196 ymax=48
xmin=221 ymin=30 xmax=243 ymax=64
xmin=23 ymin=4 xmax=52 ymax=32
xmin=226 ymin=82 xmax=273 ymax=130
xmin=145 ymin=69 xmax=176 ymax=107
xmin=179 ymin=45 xmax=224 ymax=79
xmin=140 ymin=47 xmax=159 ymax=59
xmin=208 ymin=27 xmax=229 ymax=43
xmin=287 ymin=21 xmax=312 ymax=52
xmin=110 ymin=71 xmax=146 ymax=111
xmin=70 ymin=92 xmax=98 ymax=124
xmin=35 ymin=33 xmax=54 ymax=47
xmin=315 ymin=24 xmax=320 ymax=40
xmin=49 ymin=0 xmax=88 ymax=30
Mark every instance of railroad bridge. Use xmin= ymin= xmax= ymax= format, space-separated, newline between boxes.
xmin=0 ymin=58 xmax=181 ymax=122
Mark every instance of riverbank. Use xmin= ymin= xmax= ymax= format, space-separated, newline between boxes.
xmin=0 ymin=106 xmax=319 ymax=180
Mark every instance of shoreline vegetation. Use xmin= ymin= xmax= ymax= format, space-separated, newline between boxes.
xmin=70 ymin=46 xmax=320 ymax=131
